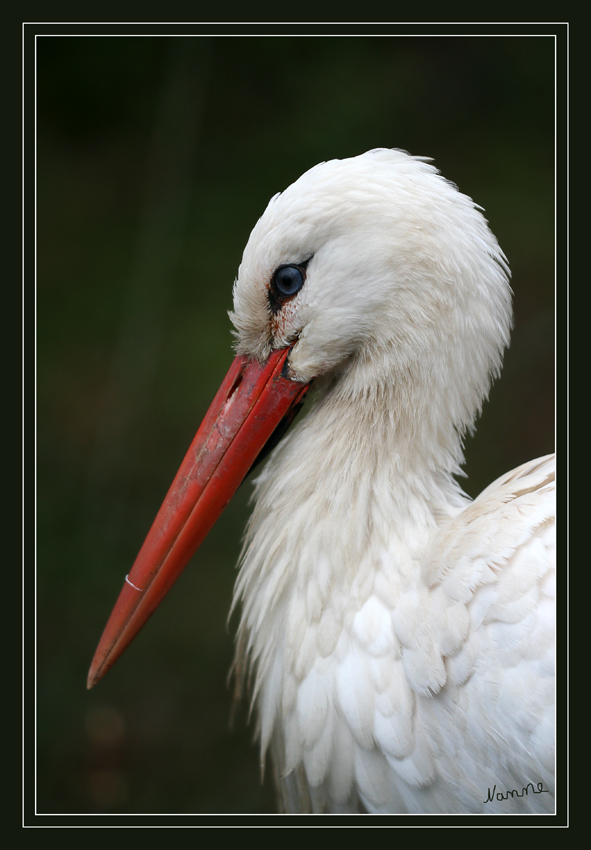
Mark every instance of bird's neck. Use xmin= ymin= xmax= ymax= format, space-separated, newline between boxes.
xmin=232 ymin=369 xmax=470 ymax=709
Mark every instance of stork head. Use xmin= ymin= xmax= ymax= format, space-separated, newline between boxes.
xmin=231 ymin=149 xmax=512 ymax=428
xmin=88 ymin=149 xmax=513 ymax=688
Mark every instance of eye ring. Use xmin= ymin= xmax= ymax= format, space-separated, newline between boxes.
xmin=268 ymin=259 xmax=311 ymax=314
xmin=272 ymin=264 xmax=306 ymax=298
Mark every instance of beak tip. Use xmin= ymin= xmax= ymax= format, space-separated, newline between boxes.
xmin=87 ymin=643 xmax=112 ymax=689
xmin=86 ymin=661 xmax=100 ymax=690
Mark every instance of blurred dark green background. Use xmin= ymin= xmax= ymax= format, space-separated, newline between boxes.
xmin=35 ymin=34 xmax=555 ymax=816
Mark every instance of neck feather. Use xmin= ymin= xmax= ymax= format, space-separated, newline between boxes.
xmin=231 ymin=369 xmax=471 ymax=713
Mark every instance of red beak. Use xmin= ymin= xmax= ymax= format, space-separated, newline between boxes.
xmin=87 ymin=347 xmax=309 ymax=689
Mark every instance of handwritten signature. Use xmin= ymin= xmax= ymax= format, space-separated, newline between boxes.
xmin=484 ymin=782 xmax=549 ymax=804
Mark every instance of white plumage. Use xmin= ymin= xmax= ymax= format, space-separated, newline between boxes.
xmin=90 ymin=148 xmax=555 ymax=815
xmin=228 ymin=150 xmax=555 ymax=813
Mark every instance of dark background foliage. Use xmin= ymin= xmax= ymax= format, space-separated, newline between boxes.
xmin=34 ymin=32 xmax=556 ymax=816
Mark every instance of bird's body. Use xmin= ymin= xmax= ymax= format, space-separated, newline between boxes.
xmin=229 ymin=150 xmax=555 ymax=813
xmin=238 ymin=448 xmax=554 ymax=813
xmin=90 ymin=149 xmax=555 ymax=814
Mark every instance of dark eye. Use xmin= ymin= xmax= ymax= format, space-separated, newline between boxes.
xmin=272 ymin=264 xmax=305 ymax=297
xmin=268 ymin=258 xmax=311 ymax=315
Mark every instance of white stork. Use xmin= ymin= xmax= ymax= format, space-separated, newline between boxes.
xmin=88 ymin=149 xmax=555 ymax=814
